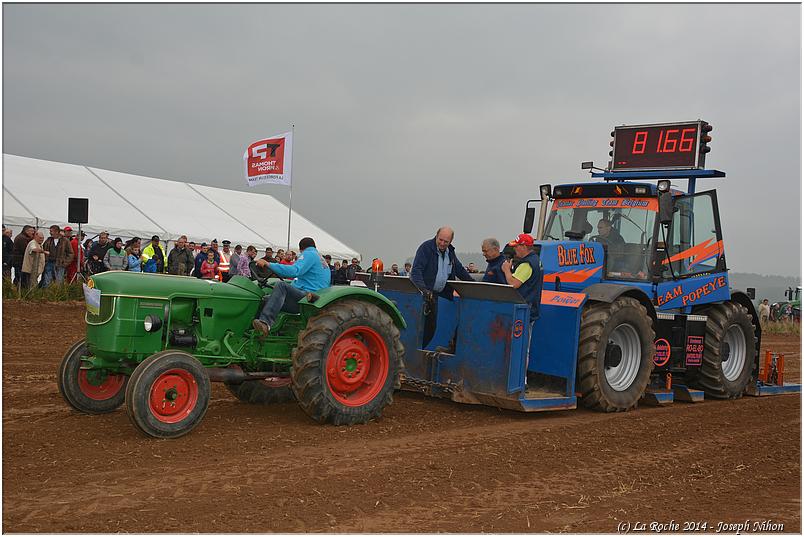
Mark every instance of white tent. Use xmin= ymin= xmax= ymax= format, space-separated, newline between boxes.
xmin=2 ymin=154 xmax=360 ymax=260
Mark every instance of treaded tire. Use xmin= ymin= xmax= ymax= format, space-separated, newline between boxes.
xmin=225 ymin=378 xmax=295 ymax=404
xmin=58 ymin=338 xmax=127 ymax=414
xmin=688 ymin=302 xmax=756 ymax=399
xmin=125 ymin=351 xmax=211 ymax=439
xmin=576 ymin=297 xmax=655 ymax=412
xmin=292 ymin=300 xmax=404 ymax=425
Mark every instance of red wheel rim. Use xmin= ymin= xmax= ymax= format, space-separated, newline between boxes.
xmin=148 ymin=368 xmax=199 ymax=423
xmin=325 ymin=326 xmax=389 ymax=407
xmin=77 ymin=369 xmax=126 ymax=401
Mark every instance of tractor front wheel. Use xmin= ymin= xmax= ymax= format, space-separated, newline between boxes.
xmin=689 ymin=302 xmax=756 ymax=399
xmin=58 ymin=339 xmax=127 ymax=414
xmin=125 ymin=351 xmax=211 ymax=439
xmin=576 ymin=297 xmax=655 ymax=412
xmin=225 ymin=376 xmax=295 ymax=405
xmin=292 ymin=300 xmax=404 ymax=425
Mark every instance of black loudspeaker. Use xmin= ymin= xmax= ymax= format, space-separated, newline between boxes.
xmin=68 ymin=198 xmax=89 ymax=224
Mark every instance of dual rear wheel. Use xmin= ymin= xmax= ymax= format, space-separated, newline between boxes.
xmin=576 ymin=297 xmax=756 ymax=411
xmin=689 ymin=302 xmax=756 ymax=399
xmin=576 ymin=297 xmax=655 ymax=412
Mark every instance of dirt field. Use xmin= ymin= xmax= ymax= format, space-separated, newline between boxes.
xmin=3 ymin=300 xmax=800 ymax=533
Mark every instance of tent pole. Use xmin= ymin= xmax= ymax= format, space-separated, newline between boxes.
xmin=287 ymin=182 xmax=292 ymax=252
xmin=287 ymin=124 xmax=295 ymax=252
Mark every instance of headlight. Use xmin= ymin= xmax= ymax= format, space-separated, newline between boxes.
xmin=144 ymin=315 xmax=163 ymax=332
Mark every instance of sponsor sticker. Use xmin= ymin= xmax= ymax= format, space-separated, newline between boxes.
xmin=513 ymin=320 xmax=524 ymax=338
xmin=685 ymin=335 xmax=704 ymax=366
xmin=654 ymin=338 xmax=671 ymax=367
xmin=540 ymin=290 xmax=586 ymax=308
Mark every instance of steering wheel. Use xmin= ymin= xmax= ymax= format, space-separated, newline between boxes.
xmin=249 ymin=260 xmax=277 ymax=286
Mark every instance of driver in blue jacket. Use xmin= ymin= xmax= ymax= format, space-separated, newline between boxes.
xmin=251 ymin=237 xmax=331 ymax=336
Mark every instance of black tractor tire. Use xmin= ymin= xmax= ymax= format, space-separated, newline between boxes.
xmin=58 ymin=338 xmax=128 ymax=414
xmin=125 ymin=351 xmax=211 ymax=439
xmin=292 ymin=300 xmax=404 ymax=425
xmin=225 ymin=378 xmax=295 ymax=404
xmin=576 ymin=297 xmax=655 ymax=412
xmin=689 ymin=302 xmax=756 ymax=399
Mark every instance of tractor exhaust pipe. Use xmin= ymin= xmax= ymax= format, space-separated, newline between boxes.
xmin=206 ymin=365 xmax=290 ymax=384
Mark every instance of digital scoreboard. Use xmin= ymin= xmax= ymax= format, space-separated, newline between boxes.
xmin=611 ymin=121 xmax=711 ymax=171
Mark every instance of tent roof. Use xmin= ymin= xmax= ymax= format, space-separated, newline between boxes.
xmin=191 ymin=183 xmax=356 ymax=257
xmin=2 ymin=154 xmax=359 ymax=260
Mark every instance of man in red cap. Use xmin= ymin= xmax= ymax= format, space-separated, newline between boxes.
xmin=501 ymin=233 xmax=543 ymax=316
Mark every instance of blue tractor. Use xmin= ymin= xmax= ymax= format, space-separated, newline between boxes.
xmin=365 ymin=120 xmax=797 ymax=413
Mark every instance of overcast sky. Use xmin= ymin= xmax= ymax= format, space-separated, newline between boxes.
xmin=3 ymin=3 xmax=801 ymax=276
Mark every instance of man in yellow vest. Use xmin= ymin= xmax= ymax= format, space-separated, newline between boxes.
xmin=142 ymin=235 xmax=167 ymax=273
xmin=218 ymin=239 xmax=232 ymax=282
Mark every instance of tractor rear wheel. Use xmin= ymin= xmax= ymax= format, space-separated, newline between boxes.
xmin=125 ymin=351 xmax=211 ymax=439
xmin=225 ymin=377 xmax=295 ymax=404
xmin=58 ymin=339 xmax=127 ymax=414
xmin=292 ymin=300 xmax=403 ymax=425
xmin=689 ymin=302 xmax=756 ymax=399
xmin=576 ymin=297 xmax=655 ymax=412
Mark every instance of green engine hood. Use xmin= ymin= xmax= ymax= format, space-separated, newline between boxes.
xmin=88 ymin=271 xmax=263 ymax=300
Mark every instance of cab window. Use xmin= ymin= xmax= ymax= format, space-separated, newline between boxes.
xmin=544 ymin=204 xmax=656 ymax=280
xmin=663 ymin=190 xmax=724 ymax=278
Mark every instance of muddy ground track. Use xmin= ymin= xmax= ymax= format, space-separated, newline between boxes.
xmin=3 ymin=301 xmax=800 ymax=533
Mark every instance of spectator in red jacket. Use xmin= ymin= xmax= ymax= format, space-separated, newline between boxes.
xmin=200 ymin=250 xmax=219 ymax=280
xmin=64 ymin=226 xmax=82 ymax=283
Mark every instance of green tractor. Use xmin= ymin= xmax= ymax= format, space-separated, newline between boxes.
xmin=771 ymin=286 xmax=801 ymax=322
xmin=58 ymin=268 xmax=405 ymax=438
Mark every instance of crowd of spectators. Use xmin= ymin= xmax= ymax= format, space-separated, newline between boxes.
xmin=1 ymin=224 xmax=413 ymax=289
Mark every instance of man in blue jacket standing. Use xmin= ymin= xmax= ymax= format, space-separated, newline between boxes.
xmin=410 ymin=226 xmax=474 ymax=346
xmin=481 ymin=238 xmax=507 ymax=284
xmin=411 ymin=226 xmax=474 ymax=298
xmin=251 ymin=236 xmax=331 ymax=336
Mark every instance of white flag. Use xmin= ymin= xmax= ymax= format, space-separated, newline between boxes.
xmin=243 ymin=131 xmax=293 ymax=187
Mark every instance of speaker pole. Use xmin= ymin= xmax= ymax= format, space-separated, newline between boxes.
xmin=71 ymin=223 xmax=83 ymax=284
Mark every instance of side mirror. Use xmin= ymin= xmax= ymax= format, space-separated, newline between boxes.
xmin=658 ymin=192 xmax=674 ymax=225
xmin=523 ymin=207 xmax=536 ymax=234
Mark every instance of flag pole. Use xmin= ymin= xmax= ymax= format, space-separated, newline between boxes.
xmin=287 ymin=124 xmax=294 ymax=252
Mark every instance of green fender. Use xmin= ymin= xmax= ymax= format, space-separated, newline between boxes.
xmin=297 ymin=285 xmax=407 ymax=330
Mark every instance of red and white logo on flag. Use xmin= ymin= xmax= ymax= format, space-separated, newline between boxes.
xmin=244 ymin=131 xmax=293 ymax=187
